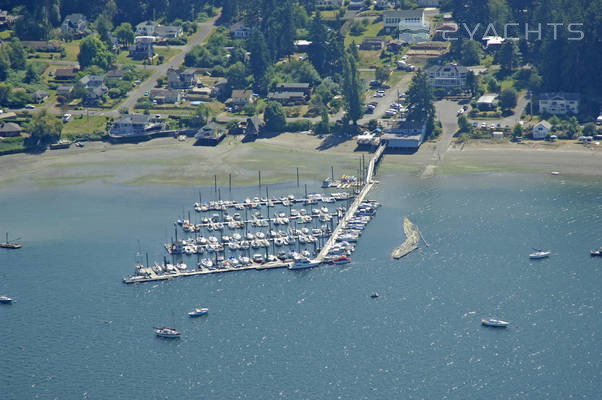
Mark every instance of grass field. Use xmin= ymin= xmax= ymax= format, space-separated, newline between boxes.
xmin=61 ymin=115 xmax=108 ymax=140
xmin=63 ymin=40 xmax=81 ymax=62
xmin=0 ymin=136 xmax=26 ymax=155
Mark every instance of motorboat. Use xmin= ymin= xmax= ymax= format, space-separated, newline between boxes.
xmin=154 ymin=327 xmax=181 ymax=338
xmin=590 ymin=247 xmax=601 ymax=257
xmin=290 ymin=256 xmax=320 ymax=270
xmin=370 ymin=292 xmax=379 ymax=298
xmin=529 ymin=249 xmax=551 ymax=259
xmin=0 ymin=295 xmax=14 ymax=304
xmin=199 ymin=258 xmax=213 ymax=269
xmin=332 ymin=255 xmax=351 ymax=265
xmin=252 ymin=254 xmax=264 ymax=264
xmin=481 ymin=318 xmax=510 ymax=328
xmin=188 ymin=307 xmax=209 ymax=317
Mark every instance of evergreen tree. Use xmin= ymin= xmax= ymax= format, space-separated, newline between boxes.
xmin=264 ymin=101 xmax=287 ymax=132
xmin=406 ymin=71 xmax=435 ymax=134
xmin=466 ymin=70 xmax=478 ymax=97
xmin=78 ymin=35 xmax=114 ymax=70
xmin=114 ymin=23 xmax=135 ymax=47
xmin=26 ymin=110 xmax=62 ymax=148
xmin=343 ymin=54 xmax=363 ymax=125
xmin=308 ymin=12 xmax=328 ymax=75
xmin=7 ymin=38 xmax=26 ymax=71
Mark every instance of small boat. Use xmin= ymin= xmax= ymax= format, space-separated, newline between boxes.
xmin=370 ymin=292 xmax=379 ymax=298
xmin=332 ymin=255 xmax=351 ymax=265
xmin=154 ymin=327 xmax=181 ymax=338
xmin=188 ymin=307 xmax=209 ymax=317
xmin=252 ymin=254 xmax=264 ymax=264
xmin=590 ymin=247 xmax=601 ymax=257
xmin=529 ymin=249 xmax=551 ymax=259
xmin=551 ymin=171 xmax=560 ymax=175
xmin=481 ymin=318 xmax=510 ymax=328
xmin=0 ymin=295 xmax=14 ymax=304
xmin=1 ymin=233 xmax=22 ymax=249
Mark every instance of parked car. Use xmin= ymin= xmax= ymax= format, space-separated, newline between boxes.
xmin=472 ymin=121 xmax=478 ymax=127
xmin=480 ymin=122 xmax=486 ymax=128
xmin=457 ymin=108 xmax=464 ymax=115
xmin=144 ymin=90 xmax=149 ymax=96
xmin=63 ymin=113 xmax=72 ymax=122
xmin=25 ymin=104 xmax=35 ymax=109
xmin=489 ymin=123 xmax=496 ymax=129
xmin=382 ymin=84 xmax=391 ymax=89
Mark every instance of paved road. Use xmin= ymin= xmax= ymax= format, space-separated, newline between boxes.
xmin=359 ymin=72 xmax=413 ymax=124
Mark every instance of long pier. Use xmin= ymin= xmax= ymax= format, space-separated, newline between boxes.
xmin=316 ymin=145 xmax=385 ymax=261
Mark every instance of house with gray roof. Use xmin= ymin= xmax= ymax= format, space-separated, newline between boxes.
xmin=61 ymin=14 xmax=88 ymax=37
xmin=110 ymin=114 xmax=163 ymax=137
xmin=425 ymin=64 xmax=468 ymax=91
xmin=0 ymin=122 xmax=22 ymax=137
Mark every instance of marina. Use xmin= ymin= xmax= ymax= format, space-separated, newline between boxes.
xmin=124 ymin=146 xmax=386 ymax=284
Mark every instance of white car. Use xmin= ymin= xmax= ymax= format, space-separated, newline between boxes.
xmin=489 ymin=123 xmax=496 ymax=129
xmin=63 ymin=113 xmax=72 ymax=122
xmin=480 ymin=122 xmax=486 ymax=128
xmin=385 ymin=109 xmax=397 ymax=116
xmin=25 ymin=104 xmax=35 ymax=109
xmin=457 ymin=108 xmax=464 ymax=115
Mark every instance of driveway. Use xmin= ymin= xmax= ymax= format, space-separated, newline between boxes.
xmin=421 ymin=99 xmax=461 ymax=176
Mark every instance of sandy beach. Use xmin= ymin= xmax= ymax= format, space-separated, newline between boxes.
xmin=0 ymin=134 xmax=600 ymax=188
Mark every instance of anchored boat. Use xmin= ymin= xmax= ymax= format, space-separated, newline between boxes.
xmin=188 ymin=307 xmax=209 ymax=317
xmin=0 ymin=233 xmax=22 ymax=249
xmin=529 ymin=249 xmax=551 ymax=259
xmin=481 ymin=318 xmax=510 ymax=328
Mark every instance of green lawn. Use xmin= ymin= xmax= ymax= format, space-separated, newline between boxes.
xmin=345 ymin=20 xmax=387 ymax=47
xmin=0 ymin=136 xmax=26 ymax=155
xmin=63 ymin=40 xmax=81 ymax=62
xmin=61 ymin=115 xmax=108 ymax=141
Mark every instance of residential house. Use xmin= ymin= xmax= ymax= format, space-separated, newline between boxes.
xmin=56 ymin=85 xmax=74 ymax=99
xmin=315 ymin=0 xmax=344 ymax=9
xmin=532 ymin=120 xmax=552 ymax=140
xmin=32 ymin=90 xmax=49 ymax=104
xmin=54 ymin=67 xmax=78 ymax=81
xmin=538 ymin=92 xmax=580 ymax=115
xmin=149 ymin=88 xmax=180 ymax=104
xmin=167 ymin=68 xmax=197 ymax=89
xmin=61 ymin=14 xmax=88 ymax=37
xmin=359 ymin=37 xmax=386 ymax=50
xmin=384 ymin=9 xmax=430 ymax=43
xmin=135 ymin=21 xmax=158 ymax=36
xmin=194 ymin=122 xmax=226 ymax=146
xmin=382 ymin=120 xmax=427 ymax=149
xmin=0 ymin=122 xmax=22 ymax=137
xmin=230 ymin=22 xmax=252 ymax=39
xmin=348 ymin=0 xmax=364 ymax=10
xmin=425 ymin=64 xmax=468 ymax=91
xmin=268 ymin=91 xmax=306 ymax=105
xmin=482 ymin=36 xmax=504 ymax=49
xmin=244 ymin=115 xmax=263 ymax=138
xmin=376 ymin=0 xmax=392 ymax=9
xmin=477 ymin=94 xmax=498 ymax=110
xmin=80 ymin=75 xmax=105 ymax=88
xmin=110 ymin=114 xmax=159 ymax=137
xmin=418 ymin=0 xmax=440 ymax=6
xmin=21 ymin=41 xmax=63 ymax=52
xmin=226 ymin=90 xmax=254 ymax=107
xmin=386 ymin=39 xmax=404 ymax=53
xmin=211 ymin=79 xmax=228 ymax=98
xmin=80 ymin=75 xmax=107 ymax=106
xmin=274 ymin=83 xmax=312 ymax=97
xmin=129 ymin=36 xmax=154 ymax=59
xmin=155 ymin=25 xmax=183 ymax=39
xmin=105 ymin=69 xmax=127 ymax=81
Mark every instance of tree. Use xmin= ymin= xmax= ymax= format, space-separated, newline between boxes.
xmin=375 ymin=67 xmax=390 ymax=84
xmin=496 ymin=40 xmax=521 ymax=72
xmin=348 ymin=40 xmax=359 ymax=61
xmin=308 ymin=12 xmax=328 ymax=75
xmin=461 ymin=40 xmax=482 ymax=66
xmin=24 ymin=64 xmax=39 ymax=83
xmin=0 ymin=83 xmax=11 ymax=106
xmin=26 ymin=109 xmax=62 ymax=148
xmin=343 ymin=54 xmax=363 ymax=125
xmin=406 ymin=71 xmax=435 ymax=130
xmin=95 ymin=14 xmax=113 ymax=44
xmin=7 ymin=38 xmax=26 ymax=70
xmin=315 ymin=106 xmax=330 ymax=134
xmin=264 ymin=101 xmax=287 ymax=132
xmin=466 ymin=70 xmax=478 ymax=97
xmin=78 ymin=36 xmax=114 ymax=70
xmin=114 ymin=23 xmax=135 ymax=47
xmin=247 ymin=30 xmax=271 ymax=92
xmin=193 ymin=104 xmax=210 ymax=127
xmin=226 ymin=62 xmax=248 ymax=90
xmin=582 ymin=123 xmax=595 ymax=136
xmin=457 ymin=114 xmax=470 ymax=132
xmin=512 ymin=123 xmax=523 ymax=138
xmin=9 ymin=89 xmax=31 ymax=108
xmin=0 ymin=50 xmax=10 ymax=81
xmin=499 ymin=88 xmax=517 ymax=109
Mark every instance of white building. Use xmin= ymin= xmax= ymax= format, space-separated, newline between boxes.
xmin=425 ymin=64 xmax=468 ymax=90
xmin=538 ymin=93 xmax=580 ymax=115
xmin=382 ymin=121 xmax=427 ymax=149
xmin=230 ymin=22 xmax=252 ymax=39
xmin=532 ymin=120 xmax=551 ymax=140
xmin=315 ymin=0 xmax=344 ymax=9
xmin=383 ymin=10 xmax=428 ymax=33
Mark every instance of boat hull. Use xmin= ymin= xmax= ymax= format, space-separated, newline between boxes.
xmin=481 ymin=319 xmax=510 ymax=328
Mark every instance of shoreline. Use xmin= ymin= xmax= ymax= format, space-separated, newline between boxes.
xmin=0 ymin=135 xmax=600 ymax=190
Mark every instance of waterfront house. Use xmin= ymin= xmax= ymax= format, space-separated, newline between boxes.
xmin=244 ymin=115 xmax=263 ymax=138
xmin=226 ymin=90 xmax=254 ymax=107
xmin=61 ymin=14 xmax=88 ymax=37
xmin=55 ymin=67 xmax=78 ymax=81
xmin=348 ymin=0 xmax=364 ymax=10
xmin=386 ymin=40 xmax=404 ymax=53
xmin=83 ymin=87 xmax=106 ymax=106
xmin=32 ymin=90 xmax=49 ymax=104
xmin=149 ymin=88 xmax=180 ymax=104
xmin=382 ymin=120 xmax=427 ymax=150
xmin=0 ymin=122 xmax=22 ymax=137
xmin=538 ymin=92 xmax=580 ymax=115
xmin=477 ymin=94 xmax=498 ymax=110
xmin=532 ymin=120 xmax=552 ymax=140
xmin=194 ymin=122 xmax=226 ymax=146
xmin=110 ymin=114 xmax=159 ymax=137
xmin=230 ymin=22 xmax=253 ymax=39
xmin=425 ymin=64 xmax=468 ymax=91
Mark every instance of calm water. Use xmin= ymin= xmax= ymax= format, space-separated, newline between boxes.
xmin=0 ymin=173 xmax=600 ymax=399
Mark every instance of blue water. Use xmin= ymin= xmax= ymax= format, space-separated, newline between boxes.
xmin=0 ymin=173 xmax=600 ymax=399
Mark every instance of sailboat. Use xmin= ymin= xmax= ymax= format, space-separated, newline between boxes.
xmin=0 ymin=233 xmax=22 ymax=249
xmin=154 ymin=312 xmax=181 ymax=338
